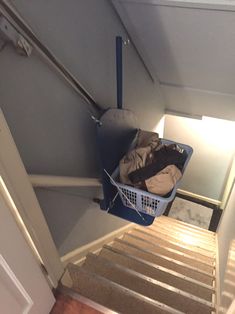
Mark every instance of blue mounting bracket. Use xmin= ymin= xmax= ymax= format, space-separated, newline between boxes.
xmin=116 ymin=36 xmax=123 ymax=110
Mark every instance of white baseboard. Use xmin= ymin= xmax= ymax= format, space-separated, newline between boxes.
xmin=177 ymin=189 xmax=221 ymax=207
xmin=61 ymin=223 xmax=134 ymax=266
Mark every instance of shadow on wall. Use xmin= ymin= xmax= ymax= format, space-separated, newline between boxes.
xmin=35 ymin=187 xmax=128 ymax=257
xmin=0 ymin=0 xmax=164 ymax=258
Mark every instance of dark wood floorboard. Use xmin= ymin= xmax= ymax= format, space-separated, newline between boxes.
xmin=50 ymin=294 xmax=102 ymax=314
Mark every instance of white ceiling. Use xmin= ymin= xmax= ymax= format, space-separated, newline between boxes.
xmin=113 ymin=0 xmax=235 ymax=121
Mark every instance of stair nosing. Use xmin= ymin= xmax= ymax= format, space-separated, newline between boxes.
xmin=102 ymin=244 xmax=215 ymax=292
xmin=131 ymin=229 xmax=215 ymax=266
xmin=85 ymin=253 xmax=215 ymax=310
xmin=72 ymin=267 xmax=185 ymax=314
xmin=114 ymin=238 xmax=215 ymax=278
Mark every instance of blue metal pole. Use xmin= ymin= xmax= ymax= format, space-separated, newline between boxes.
xmin=116 ymin=36 xmax=123 ymax=109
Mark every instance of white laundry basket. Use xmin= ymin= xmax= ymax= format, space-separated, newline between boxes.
xmin=111 ymin=139 xmax=193 ymax=217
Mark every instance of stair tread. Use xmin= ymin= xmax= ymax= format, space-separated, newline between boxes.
xmin=152 ymin=222 xmax=216 ymax=242
xmin=100 ymin=245 xmax=215 ymax=301
xmin=81 ymin=253 xmax=214 ymax=314
xmin=134 ymin=230 xmax=215 ymax=258
xmin=155 ymin=216 xmax=215 ymax=236
xmin=147 ymin=225 xmax=216 ymax=252
xmin=62 ymin=215 xmax=218 ymax=313
xmin=144 ymin=225 xmax=216 ymax=248
xmin=111 ymin=239 xmax=215 ymax=285
xmin=68 ymin=265 xmax=184 ymax=314
xmin=131 ymin=228 xmax=215 ymax=265
xmin=132 ymin=228 xmax=216 ymax=257
xmin=147 ymin=224 xmax=216 ymax=244
xmin=122 ymin=233 xmax=215 ymax=274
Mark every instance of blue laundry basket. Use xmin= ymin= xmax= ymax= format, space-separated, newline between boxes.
xmin=111 ymin=139 xmax=193 ymax=217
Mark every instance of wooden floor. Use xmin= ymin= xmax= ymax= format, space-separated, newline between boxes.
xmin=50 ymin=294 xmax=102 ymax=314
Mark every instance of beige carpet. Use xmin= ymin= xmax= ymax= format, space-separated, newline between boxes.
xmin=168 ymin=197 xmax=213 ymax=230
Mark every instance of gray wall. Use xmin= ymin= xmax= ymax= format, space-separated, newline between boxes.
xmin=10 ymin=0 xmax=164 ymax=130
xmin=218 ymin=183 xmax=235 ymax=301
xmin=113 ymin=0 xmax=235 ymax=121
xmin=0 ymin=0 xmax=164 ymax=256
xmin=164 ymin=114 xmax=235 ymax=201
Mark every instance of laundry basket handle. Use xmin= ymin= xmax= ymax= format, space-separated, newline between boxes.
xmin=103 ymin=169 xmax=146 ymax=222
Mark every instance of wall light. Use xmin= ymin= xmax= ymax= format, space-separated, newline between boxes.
xmin=152 ymin=115 xmax=165 ymax=137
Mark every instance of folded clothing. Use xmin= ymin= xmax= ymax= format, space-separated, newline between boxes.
xmin=119 ymin=130 xmax=160 ymax=185
xmin=119 ymin=129 xmax=186 ymax=197
xmin=128 ymin=145 xmax=187 ymax=184
xmin=119 ymin=146 xmax=151 ymax=185
xmin=145 ymin=165 xmax=182 ymax=196
xmin=136 ymin=130 xmax=160 ymax=150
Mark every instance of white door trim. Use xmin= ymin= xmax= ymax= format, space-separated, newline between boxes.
xmin=0 ymin=109 xmax=63 ymax=287
xmin=0 ymin=254 xmax=34 ymax=314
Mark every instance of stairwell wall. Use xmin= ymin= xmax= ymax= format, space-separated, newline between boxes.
xmin=0 ymin=0 xmax=164 ymax=256
xmin=217 ymin=182 xmax=235 ymax=309
xmin=164 ymin=114 xmax=235 ymax=201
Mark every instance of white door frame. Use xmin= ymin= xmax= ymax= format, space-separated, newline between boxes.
xmin=0 ymin=109 xmax=63 ymax=287
xmin=0 ymin=187 xmax=55 ymax=314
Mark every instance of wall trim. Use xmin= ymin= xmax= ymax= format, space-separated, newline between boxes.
xmin=120 ymin=0 xmax=235 ymax=12
xmin=29 ymin=174 xmax=101 ymax=188
xmin=177 ymin=189 xmax=221 ymax=207
xmin=61 ymin=223 xmax=134 ymax=266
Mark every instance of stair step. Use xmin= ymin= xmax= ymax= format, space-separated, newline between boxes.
xmin=147 ymin=225 xmax=215 ymax=253
xmin=149 ymin=222 xmax=215 ymax=245
xmin=152 ymin=221 xmax=215 ymax=242
xmin=122 ymin=233 xmax=215 ymax=274
xmin=82 ymin=253 xmax=214 ymax=314
xmin=111 ymin=239 xmax=214 ymax=285
xmin=155 ymin=216 xmax=215 ymax=238
xmin=132 ymin=228 xmax=215 ymax=265
xmin=148 ymin=226 xmax=215 ymax=256
xmin=152 ymin=226 xmax=215 ymax=250
xmin=157 ymin=215 xmax=215 ymax=237
xmin=132 ymin=228 xmax=215 ymax=264
xmin=100 ymin=245 xmax=215 ymax=302
xmin=67 ymin=264 xmax=183 ymax=314
xmin=157 ymin=215 xmax=215 ymax=238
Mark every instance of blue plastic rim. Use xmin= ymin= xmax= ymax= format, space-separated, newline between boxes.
xmin=111 ymin=139 xmax=193 ymax=217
